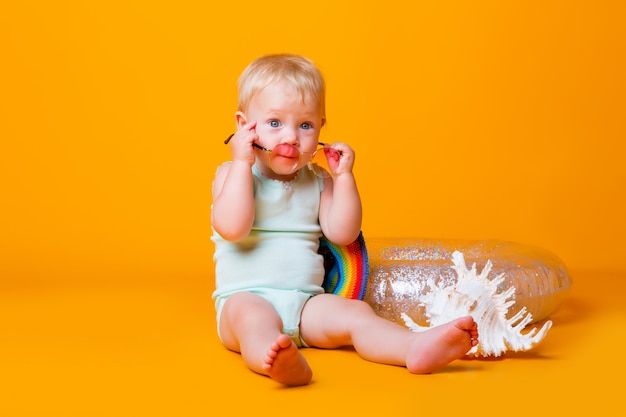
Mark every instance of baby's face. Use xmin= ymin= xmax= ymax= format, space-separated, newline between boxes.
xmin=246 ymin=82 xmax=324 ymax=158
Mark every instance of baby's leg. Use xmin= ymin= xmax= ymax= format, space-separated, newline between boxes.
xmin=300 ymin=294 xmax=477 ymax=374
xmin=218 ymin=292 xmax=312 ymax=386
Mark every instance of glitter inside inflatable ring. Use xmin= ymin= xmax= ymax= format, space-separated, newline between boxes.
xmin=363 ymin=237 xmax=572 ymax=326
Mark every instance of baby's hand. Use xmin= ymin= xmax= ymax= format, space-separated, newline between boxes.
xmin=325 ymin=142 xmax=355 ymax=177
xmin=227 ymin=121 xmax=258 ymax=166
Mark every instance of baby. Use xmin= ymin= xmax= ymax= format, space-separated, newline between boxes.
xmin=211 ymin=53 xmax=478 ymax=386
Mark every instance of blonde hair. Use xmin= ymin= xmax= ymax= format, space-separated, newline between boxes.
xmin=237 ymin=54 xmax=326 ymax=122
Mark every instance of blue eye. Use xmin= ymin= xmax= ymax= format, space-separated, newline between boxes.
xmin=269 ymin=120 xmax=280 ymax=128
xmin=300 ymin=123 xmax=312 ymax=130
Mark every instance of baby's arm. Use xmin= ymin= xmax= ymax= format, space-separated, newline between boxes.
xmin=211 ymin=123 xmax=258 ymax=241
xmin=318 ymin=143 xmax=362 ymax=245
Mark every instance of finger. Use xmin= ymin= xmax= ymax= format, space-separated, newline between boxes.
xmin=225 ymin=121 xmax=258 ymax=144
xmin=241 ymin=120 xmax=257 ymax=132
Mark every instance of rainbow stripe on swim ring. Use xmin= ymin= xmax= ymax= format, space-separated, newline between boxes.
xmin=319 ymin=231 xmax=369 ymax=300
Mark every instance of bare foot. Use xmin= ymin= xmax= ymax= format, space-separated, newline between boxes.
xmin=262 ymin=334 xmax=312 ymax=386
xmin=406 ymin=316 xmax=478 ymax=374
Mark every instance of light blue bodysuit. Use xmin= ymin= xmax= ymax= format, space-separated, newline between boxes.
xmin=211 ymin=163 xmax=326 ymax=346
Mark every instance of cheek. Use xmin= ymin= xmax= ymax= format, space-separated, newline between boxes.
xmin=255 ymin=126 xmax=277 ymax=146
xmin=300 ymin=131 xmax=320 ymax=147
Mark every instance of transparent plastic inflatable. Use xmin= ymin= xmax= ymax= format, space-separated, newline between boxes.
xmin=363 ymin=238 xmax=572 ymax=326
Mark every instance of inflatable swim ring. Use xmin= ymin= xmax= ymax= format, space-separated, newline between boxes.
xmin=320 ymin=236 xmax=572 ymax=326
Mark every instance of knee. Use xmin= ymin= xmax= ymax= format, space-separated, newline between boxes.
xmin=219 ymin=292 xmax=283 ymax=347
xmin=343 ymin=298 xmax=376 ymax=318
xmin=222 ymin=292 xmax=277 ymax=327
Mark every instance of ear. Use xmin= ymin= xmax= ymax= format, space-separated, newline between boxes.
xmin=235 ymin=111 xmax=247 ymax=129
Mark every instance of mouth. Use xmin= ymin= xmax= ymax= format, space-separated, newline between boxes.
xmin=273 ymin=143 xmax=300 ymax=159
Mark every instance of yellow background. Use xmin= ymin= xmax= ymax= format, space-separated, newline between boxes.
xmin=1 ymin=1 xmax=625 ymax=416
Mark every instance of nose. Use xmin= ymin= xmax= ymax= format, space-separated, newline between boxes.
xmin=281 ymin=127 xmax=299 ymax=146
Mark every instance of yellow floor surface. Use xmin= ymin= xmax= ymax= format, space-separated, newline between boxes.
xmin=1 ymin=269 xmax=624 ymax=417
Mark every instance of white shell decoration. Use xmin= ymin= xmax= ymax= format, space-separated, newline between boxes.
xmin=401 ymin=250 xmax=553 ymax=357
